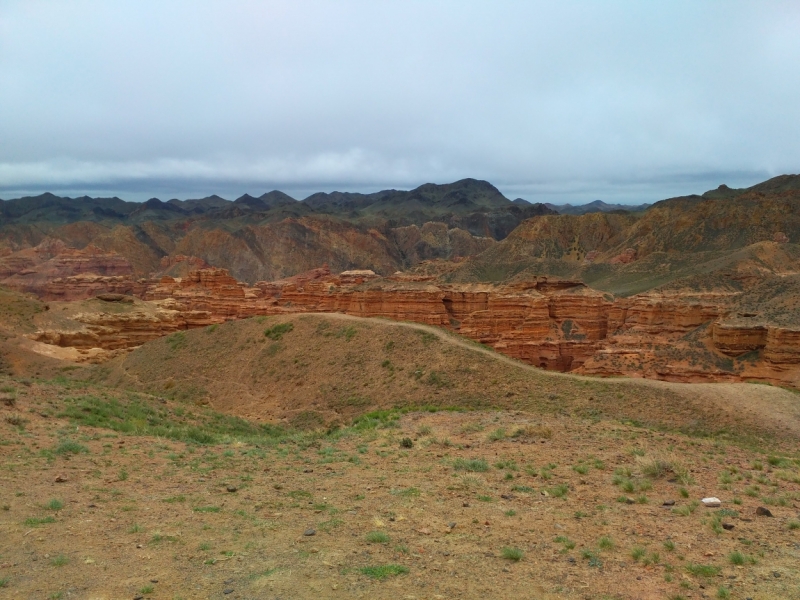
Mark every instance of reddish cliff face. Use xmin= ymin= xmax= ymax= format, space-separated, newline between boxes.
xmin=0 ymin=240 xmax=137 ymax=300
xmin=15 ymin=262 xmax=800 ymax=388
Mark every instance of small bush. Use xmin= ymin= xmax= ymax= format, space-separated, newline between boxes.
xmin=598 ymin=536 xmax=614 ymax=550
xmin=487 ymin=428 xmax=506 ymax=442
xmin=264 ymin=322 xmax=294 ymax=341
xmin=366 ymin=531 xmax=390 ymax=544
xmin=46 ymin=499 xmax=63 ymax=511
xmin=452 ymin=458 xmax=489 ymax=472
xmin=4 ymin=413 xmax=26 ymax=427
xmin=53 ymin=440 xmax=89 ymax=456
xmin=501 ymin=546 xmax=524 ymax=561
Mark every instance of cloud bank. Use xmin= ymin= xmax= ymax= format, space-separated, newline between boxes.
xmin=1 ymin=1 xmax=799 ymax=203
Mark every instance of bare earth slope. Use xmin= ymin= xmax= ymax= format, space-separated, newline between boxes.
xmin=101 ymin=313 xmax=800 ymax=446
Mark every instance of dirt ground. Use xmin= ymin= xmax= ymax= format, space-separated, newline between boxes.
xmin=2 ymin=377 xmax=800 ymax=600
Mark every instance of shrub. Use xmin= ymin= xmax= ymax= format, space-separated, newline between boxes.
xmin=53 ymin=440 xmax=89 ymax=456
xmin=365 ymin=531 xmax=390 ymax=544
xmin=501 ymin=546 xmax=524 ymax=561
xmin=264 ymin=322 xmax=294 ymax=341
xmin=452 ymin=458 xmax=489 ymax=472
xmin=46 ymin=499 xmax=63 ymax=511
xmin=488 ymin=428 xmax=506 ymax=442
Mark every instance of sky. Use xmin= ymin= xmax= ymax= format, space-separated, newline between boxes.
xmin=1 ymin=1 xmax=799 ymax=205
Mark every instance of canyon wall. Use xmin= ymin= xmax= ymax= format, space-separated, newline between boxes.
xmin=13 ymin=262 xmax=800 ymax=387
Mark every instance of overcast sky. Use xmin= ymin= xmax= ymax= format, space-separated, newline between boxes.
xmin=1 ymin=1 xmax=799 ymax=204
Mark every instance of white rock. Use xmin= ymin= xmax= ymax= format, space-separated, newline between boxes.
xmin=702 ymin=497 xmax=722 ymax=507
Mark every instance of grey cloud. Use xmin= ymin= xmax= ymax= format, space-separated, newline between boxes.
xmin=1 ymin=0 xmax=799 ymax=204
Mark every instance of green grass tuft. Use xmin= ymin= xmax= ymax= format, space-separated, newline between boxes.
xmin=359 ymin=564 xmax=409 ymax=579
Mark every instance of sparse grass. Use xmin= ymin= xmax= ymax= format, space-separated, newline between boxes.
xmin=4 ymin=413 xmax=26 ymax=427
xmin=264 ymin=322 xmax=294 ymax=341
xmin=50 ymin=554 xmax=69 ymax=567
xmin=366 ymin=531 xmax=390 ymax=544
xmin=728 ymin=551 xmax=755 ymax=565
xmin=686 ymin=563 xmax=721 ymax=577
xmin=555 ymin=536 xmax=575 ymax=551
xmin=359 ymin=564 xmax=408 ymax=579
xmin=0 ymin=577 xmax=8 ymax=588
xmin=52 ymin=439 xmax=89 ymax=456
xmin=452 ymin=458 xmax=489 ymax=472
xmin=391 ymin=486 xmax=420 ymax=497
xmin=598 ymin=536 xmax=614 ymax=550
xmin=193 ymin=506 xmax=221 ymax=513
xmin=417 ymin=425 xmax=432 ymax=436
xmin=139 ymin=585 xmax=154 ymax=594
xmin=46 ymin=498 xmax=63 ymax=511
xmin=487 ymin=428 xmax=506 ymax=442
xmin=23 ymin=516 xmax=56 ymax=526
xmin=501 ymin=546 xmax=524 ymax=561
xmin=548 ymin=483 xmax=569 ymax=498
xmin=631 ymin=546 xmax=647 ymax=561
xmin=512 ymin=424 xmax=552 ymax=439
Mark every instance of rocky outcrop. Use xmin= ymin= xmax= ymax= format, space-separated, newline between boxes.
xmin=0 ymin=240 xmax=139 ymax=300
xmin=19 ymin=264 xmax=800 ymax=388
xmin=712 ymin=322 xmax=768 ymax=356
xmin=37 ymin=274 xmax=150 ymax=301
xmin=764 ymin=328 xmax=800 ymax=366
xmin=32 ymin=306 xmax=189 ymax=350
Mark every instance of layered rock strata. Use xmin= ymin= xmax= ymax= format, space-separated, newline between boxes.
xmin=21 ymin=265 xmax=800 ymax=387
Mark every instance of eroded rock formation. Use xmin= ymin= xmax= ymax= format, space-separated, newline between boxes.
xmin=14 ymin=262 xmax=800 ymax=387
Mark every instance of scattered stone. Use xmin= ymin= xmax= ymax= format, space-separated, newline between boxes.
xmin=224 ymin=579 xmax=234 ymax=584
xmin=722 ymin=523 xmax=735 ymax=531
xmin=226 ymin=485 xmax=238 ymax=493
xmin=462 ymin=502 xmax=470 ymax=507
xmin=662 ymin=500 xmax=675 ymax=506
xmin=447 ymin=522 xmax=456 ymax=529
xmin=303 ymin=469 xmax=313 ymax=473
xmin=756 ymin=506 xmax=774 ymax=517
xmin=624 ymin=497 xmax=635 ymax=505
xmin=303 ymin=528 xmax=316 ymax=536
xmin=702 ymin=497 xmax=721 ymax=507
xmin=500 ymin=494 xmax=514 ymax=500
xmin=54 ymin=475 xmax=68 ymax=483
xmin=133 ymin=596 xmax=143 ymax=600
xmin=150 ymin=579 xmax=158 ymax=583
xmin=417 ymin=528 xmax=431 ymax=535
xmin=223 ymin=588 xmax=234 ymax=595
xmin=773 ymin=571 xmax=781 ymax=578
